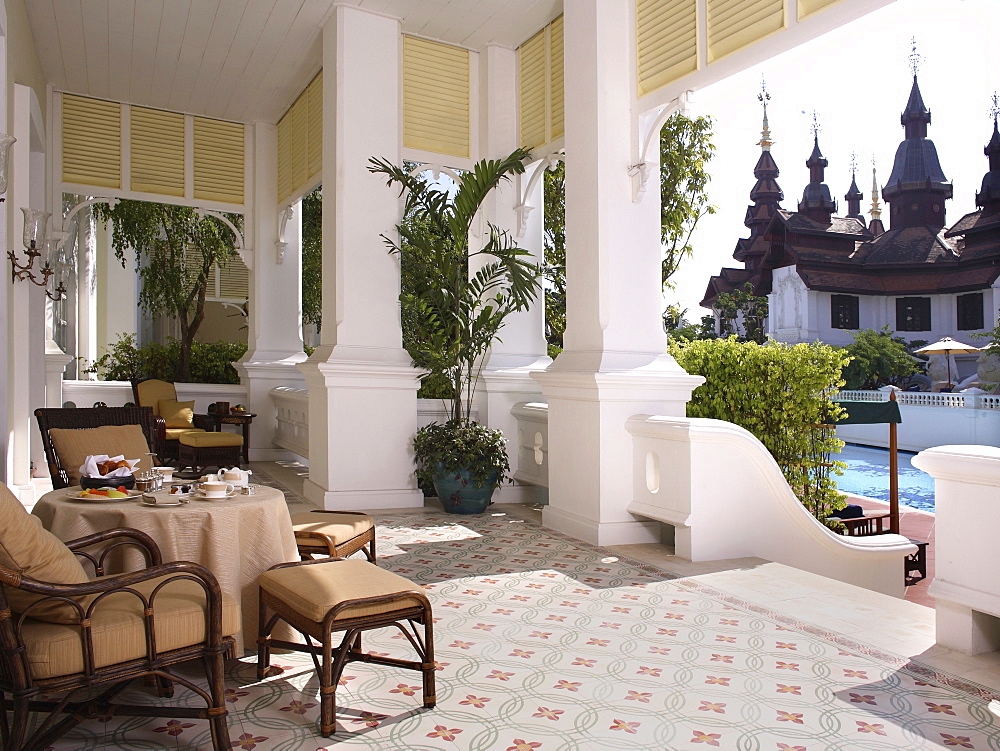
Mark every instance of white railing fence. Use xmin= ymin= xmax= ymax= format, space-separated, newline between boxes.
xmin=838 ymin=389 xmax=1000 ymax=410
xmin=62 ymin=380 xmax=247 ymax=414
xmin=270 ymin=386 xmax=309 ymax=459
xmin=511 ymin=402 xmax=549 ymax=488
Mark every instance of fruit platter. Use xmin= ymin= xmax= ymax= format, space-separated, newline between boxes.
xmin=71 ymin=486 xmax=142 ymax=502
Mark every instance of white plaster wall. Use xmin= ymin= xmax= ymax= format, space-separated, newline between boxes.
xmin=626 ymin=414 xmax=915 ymax=598
xmin=837 ymin=403 xmax=1000 ymax=451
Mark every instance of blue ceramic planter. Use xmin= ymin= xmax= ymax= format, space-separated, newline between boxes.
xmin=433 ymin=469 xmax=498 ymax=515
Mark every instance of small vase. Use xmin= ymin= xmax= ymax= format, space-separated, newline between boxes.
xmin=433 ymin=469 xmax=498 ymax=515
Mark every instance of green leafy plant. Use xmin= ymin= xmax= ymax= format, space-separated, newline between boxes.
xmin=714 ymin=282 xmax=769 ymax=343
xmin=83 ymin=333 xmax=245 ymax=384
xmin=669 ymin=337 xmax=849 ymax=521
xmin=840 ymin=327 xmax=919 ymax=390
xmin=412 ymin=421 xmax=511 ymax=489
xmin=369 ymin=149 xmax=541 ymax=491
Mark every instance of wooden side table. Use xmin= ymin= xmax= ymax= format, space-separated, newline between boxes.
xmin=210 ymin=411 xmax=256 ymax=463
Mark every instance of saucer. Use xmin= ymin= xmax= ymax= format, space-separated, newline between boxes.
xmin=193 ymin=490 xmax=237 ymax=500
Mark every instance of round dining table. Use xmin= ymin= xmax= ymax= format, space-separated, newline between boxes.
xmin=32 ymin=485 xmax=300 ymax=654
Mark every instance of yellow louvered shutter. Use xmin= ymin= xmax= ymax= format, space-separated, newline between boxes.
xmin=130 ymin=106 xmax=185 ymax=196
xmin=403 ymin=35 xmax=471 ymax=159
xmin=307 ymin=71 xmax=323 ymax=179
xmin=218 ymin=257 xmax=249 ymax=300
xmin=193 ymin=118 xmax=245 ymax=204
xmin=798 ymin=0 xmax=840 ymax=18
xmin=62 ymin=94 xmax=121 ymax=188
xmin=707 ymin=0 xmax=784 ymax=63
xmin=636 ymin=0 xmax=698 ymax=96
xmin=549 ymin=16 xmax=565 ymax=140
xmin=518 ymin=30 xmax=547 ymax=149
xmin=276 ymin=113 xmax=293 ymax=203
xmin=289 ymin=96 xmax=308 ymax=193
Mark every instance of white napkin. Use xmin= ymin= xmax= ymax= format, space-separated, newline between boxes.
xmin=80 ymin=454 xmax=140 ymax=478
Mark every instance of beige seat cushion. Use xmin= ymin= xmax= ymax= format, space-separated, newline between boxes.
xmin=0 ymin=483 xmax=92 ymax=623
xmin=179 ymin=431 xmax=243 ymax=447
xmin=260 ymin=559 xmax=425 ymax=623
xmin=291 ymin=512 xmax=374 ymax=549
xmin=21 ymin=575 xmax=240 ymax=679
xmin=49 ymin=424 xmax=153 ymax=486
xmin=159 ymin=399 xmax=195 ymax=429
xmin=136 ymin=380 xmax=177 ymax=413
xmin=164 ymin=427 xmax=206 ymax=441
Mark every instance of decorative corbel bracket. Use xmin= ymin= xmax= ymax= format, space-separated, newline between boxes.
xmin=513 ymin=152 xmax=564 ymax=239
xmin=628 ymin=161 xmax=652 ymax=203
xmin=195 ymin=208 xmax=251 ymax=270
xmin=276 ymin=205 xmax=294 ymax=265
xmin=52 ymin=196 xmax=120 ymax=251
xmin=632 ymin=89 xmax=694 ymax=203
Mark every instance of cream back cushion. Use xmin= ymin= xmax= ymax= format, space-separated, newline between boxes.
xmin=0 ymin=482 xmax=93 ymax=623
xmin=158 ymin=399 xmax=195 ymax=429
xmin=49 ymin=425 xmax=152 ymax=486
xmin=135 ymin=380 xmax=177 ymax=414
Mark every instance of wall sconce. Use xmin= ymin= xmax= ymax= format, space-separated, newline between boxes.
xmin=0 ymin=133 xmax=15 ymax=196
xmin=8 ymin=207 xmax=66 ymax=301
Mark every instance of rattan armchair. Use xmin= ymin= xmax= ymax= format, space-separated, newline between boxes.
xmin=0 ymin=527 xmax=236 ymax=750
xmin=34 ymin=407 xmax=165 ymax=489
xmin=131 ymin=379 xmax=215 ymax=461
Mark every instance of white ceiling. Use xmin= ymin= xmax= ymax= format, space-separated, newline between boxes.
xmin=26 ymin=0 xmax=561 ymax=124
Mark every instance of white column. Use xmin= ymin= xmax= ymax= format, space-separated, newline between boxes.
xmin=532 ymin=0 xmax=702 ymax=545
xmin=297 ymin=6 xmax=423 ymax=509
xmin=478 ymin=45 xmax=550 ymax=503
xmin=237 ymin=122 xmax=307 ymax=461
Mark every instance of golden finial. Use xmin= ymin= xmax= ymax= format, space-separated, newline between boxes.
xmin=870 ymin=160 xmax=882 ymax=220
xmin=757 ymin=76 xmax=773 ymax=152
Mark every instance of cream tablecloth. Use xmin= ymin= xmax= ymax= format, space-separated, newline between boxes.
xmin=33 ymin=486 xmax=299 ymax=654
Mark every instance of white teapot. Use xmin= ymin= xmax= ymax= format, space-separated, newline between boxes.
xmin=220 ymin=467 xmax=252 ymax=486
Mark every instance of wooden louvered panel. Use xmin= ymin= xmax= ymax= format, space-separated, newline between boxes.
xmin=636 ymin=0 xmax=698 ymax=96
xmin=707 ymin=0 xmax=784 ymax=62
xmin=306 ymin=71 xmax=323 ymax=181
xmin=798 ymin=0 xmax=840 ymax=18
xmin=276 ymin=114 xmax=292 ymax=204
xmin=218 ymin=257 xmax=249 ymax=299
xmin=403 ymin=35 xmax=471 ymax=158
xmin=193 ymin=118 xmax=245 ymax=205
xmin=549 ymin=16 xmax=565 ymax=140
xmin=518 ymin=29 xmax=547 ymax=149
xmin=288 ymin=96 xmax=308 ymax=196
xmin=130 ymin=106 xmax=185 ymax=196
xmin=62 ymin=94 xmax=121 ymax=188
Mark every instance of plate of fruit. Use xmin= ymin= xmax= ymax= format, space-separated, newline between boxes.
xmin=70 ymin=487 xmax=142 ymax=502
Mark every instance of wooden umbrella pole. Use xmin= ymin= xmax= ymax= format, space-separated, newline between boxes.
xmin=889 ymin=390 xmax=899 ymax=534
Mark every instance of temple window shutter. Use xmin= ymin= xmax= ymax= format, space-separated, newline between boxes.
xmin=62 ymin=94 xmax=121 ymax=189
xmin=707 ymin=0 xmax=784 ymax=63
xmin=403 ymin=35 xmax=471 ymax=159
xmin=636 ymin=0 xmax=698 ymax=96
xmin=193 ymin=118 xmax=245 ymax=204
xmin=130 ymin=106 xmax=185 ymax=197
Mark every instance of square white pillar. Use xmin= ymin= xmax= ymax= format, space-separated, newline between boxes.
xmin=298 ymin=6 xmax=423 ymax=510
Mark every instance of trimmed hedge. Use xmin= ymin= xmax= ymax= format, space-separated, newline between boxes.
xmin=669 ymin=336 xmax=849 ymax=521
xmin=83 ymin=333 xmax=246 ymax=385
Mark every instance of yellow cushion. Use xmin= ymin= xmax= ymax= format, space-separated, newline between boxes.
xmin=21 ymin=575 xmax=241 ymax=679
xmin=136 ymin=380 xmax=177 ymax=412
xmin=0 ymin=482 xmax=93 ymax=623
xmin=178 ymin=432 xmax=242 ymax=448
xmin=165 ymin=427 xmax=206 ymax=441
xmin=159 ymin=399 xmax=195 ymax=429
xmin=291 ymin=512 xmax=374 ymax=549
xmin=260 ymin=559 xmax=426 ymax=623
xmin=48 ymin=425 xmax=152 ymax=486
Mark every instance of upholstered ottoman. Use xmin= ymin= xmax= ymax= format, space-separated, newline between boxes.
xmin=177 ymin=431 xmax=242 ymax=472
xmin=290 ymin=510 xmax=376 ymax=562
xmin=257 ymin=558 xmax=435 ymax=737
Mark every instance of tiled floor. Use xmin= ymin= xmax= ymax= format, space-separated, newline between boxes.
xmin=22 ymin=463 xmax=1000 ymax=749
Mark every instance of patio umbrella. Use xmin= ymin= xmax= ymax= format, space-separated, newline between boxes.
xmin=913 ymin=337 xmax=981 ymax=388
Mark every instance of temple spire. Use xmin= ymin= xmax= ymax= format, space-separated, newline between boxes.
xmin=869 ymin=165 xmax=885 ymax=237
xmin=798 ymin=112 xmax=836 ymax=224
xmin=975 ymin=93 xmax=1000 ymax=216
xmin=845 ymin=153 xmax=863 ymax=219
xmin=757 ymin=77 xmax=773 ymax=152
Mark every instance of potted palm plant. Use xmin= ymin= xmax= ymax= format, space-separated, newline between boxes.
xmin=369 ymin=149 xmax=541 ymax=514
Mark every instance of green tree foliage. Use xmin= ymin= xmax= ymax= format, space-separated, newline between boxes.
xmin=714 ymin=282 xmax=769 ymax=344
xmin=659 ymin=114 xmax=717 ymax=285
xmin=841 ymin=327 xmax=919 ymax=390
xmin=664 ymin=304 xmax=717 ymax=341
xmin=83 ymin=333 xmax=244 ymax=384
xmin=369 ymin=149 xmax=542 ymax=423
xmin=301 ymin=188 xmax=323 ymax=330
xmin=669 ymin=337 xmax=849 ymax=521
xmin=542 ymin=114 xmax=715 ymax=354
xmin=93 ymin=200 xmax=242 ymax=380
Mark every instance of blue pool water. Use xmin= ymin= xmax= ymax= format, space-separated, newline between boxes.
xmin=834 ymin=443 xmax=935 ymax=513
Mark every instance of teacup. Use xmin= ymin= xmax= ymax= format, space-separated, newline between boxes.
xmin=152 ymin=466 xmax=174 ymax=482
xmin=201 ymin=481 xmax=235 ymax=499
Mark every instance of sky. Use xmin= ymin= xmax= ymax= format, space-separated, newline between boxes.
xmin=670 ymin=0 xmax=1000 ymax=320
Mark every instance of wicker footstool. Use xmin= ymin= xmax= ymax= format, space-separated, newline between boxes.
xmin=177 ymin=431 xmax=243 ymax=472
xmin=290 ymin=510 xmax=376 ymax=562
xmin=257 ymin=558 xmax=435 ymax=737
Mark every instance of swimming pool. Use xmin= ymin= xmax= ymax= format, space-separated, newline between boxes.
xmin=833 ymin=443 xmax=936 ymax=513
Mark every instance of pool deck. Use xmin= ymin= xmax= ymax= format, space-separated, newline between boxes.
xmin=847 ymin=493 xmax=936 ymax=608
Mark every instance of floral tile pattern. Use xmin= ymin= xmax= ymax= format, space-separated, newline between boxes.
xmin=37 ymin=507 xmax=1000 ymax=750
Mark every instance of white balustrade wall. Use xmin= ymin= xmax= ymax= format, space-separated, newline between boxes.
xmin=271 ymin=387 xmax=310 ymax=460
xmin=512 ymin=402 xmax=549 ymax=488
xmin=835 ymin=390 xmax=1000 ymax=451
xmin=913 ymin=445 xmax=1000 ymax=654
xmin=62 ymin=380 xmax=247 ymax=414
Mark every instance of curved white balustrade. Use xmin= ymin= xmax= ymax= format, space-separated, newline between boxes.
xmin=625 ymin=414 xmax=916 ymax=598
